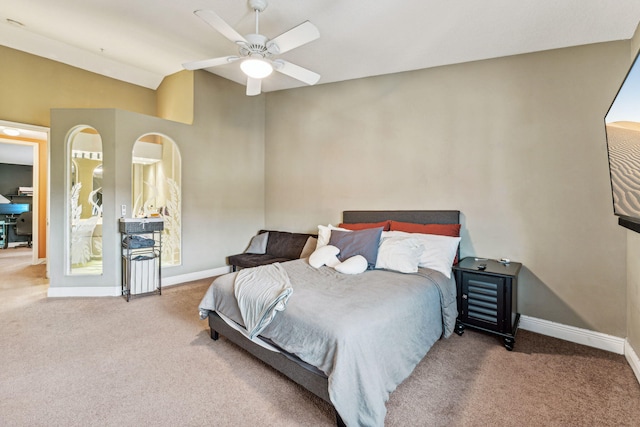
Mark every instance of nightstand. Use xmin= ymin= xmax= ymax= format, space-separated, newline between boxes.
xmin=453 ymin=257 xmax=522 ymax=350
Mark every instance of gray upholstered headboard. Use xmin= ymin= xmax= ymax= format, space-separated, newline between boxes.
xmin=342 ymin=210 xmax=460 ymax=225
xmin=343 ymin=210 xmax=462 ymax=261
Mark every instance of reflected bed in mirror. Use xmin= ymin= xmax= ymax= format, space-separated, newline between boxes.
xmin=605 ymin=51 xmax=640 ymax=229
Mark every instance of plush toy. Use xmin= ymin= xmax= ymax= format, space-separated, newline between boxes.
xmin=334 ymin=255 xmax=368 ymax=275
xmin=308 ymin=245 xmax=367 ymax=274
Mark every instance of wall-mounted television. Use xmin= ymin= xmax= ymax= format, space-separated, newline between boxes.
xmin=605 ymin=51 xmax=640 ymax=229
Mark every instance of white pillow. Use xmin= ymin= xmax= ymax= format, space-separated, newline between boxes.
xmin=375 ymin=236 xmax=424 ymax=273
xmin=334 ymin=255 xmax=368 ymax=275
xmin=309 ymin=245 xmax=341 ymax=268
xmin=316 ymin=224 xmax=349 ymax=250
xmin=299 ymin=236 xmax=318 ymax=259
xmin=384 ymin=231 xmax=460 ymax=278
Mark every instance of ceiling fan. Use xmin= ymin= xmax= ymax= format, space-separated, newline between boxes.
xmin=183 ymin=0 xmax=320 ymax=96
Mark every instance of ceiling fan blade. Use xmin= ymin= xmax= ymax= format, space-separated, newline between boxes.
xmin=194 ymin=10 xmax=248 ymax=44
xmin=274 ymin=60 xmax=320 ymax=86
xmin=246 ymin=77 xmax=262 ymax=96
xmin=183 ymin=56 xmax=239 ymax=70
xmin=270 ymin=21 xmax=320 ymax=54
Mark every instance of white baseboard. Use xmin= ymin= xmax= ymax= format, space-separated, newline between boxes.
xmin=519 ymin=315 xmax=625 ymax=355
xmin=625 ymin=340 xmax=640 ymax=384
xmin=47 ymin=266 xmax=231 ymax=297
xmin=162 ymin=266 xmax=231 ymax=287
xmin=47 ymin=286 xmax=122 ymax=297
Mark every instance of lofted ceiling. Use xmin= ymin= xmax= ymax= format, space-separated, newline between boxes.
xmin=1 ymin=1 xmax=640 ymax=94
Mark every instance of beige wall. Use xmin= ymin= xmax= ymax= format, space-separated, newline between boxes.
xmin=0 ymin=46 xmax=156 ymax=126
xmin=265 ymin=41 xmax=631 ymax=336
xmin=48 ymin=71 xmax=266 ymax=289
xmin=156 ymin=70 xmax=194 ymax=124
xmin=0 ymin=45 xmax=157 ymax=259
xmin=183 ymin=71 xmax=266 ymax=273
xmin=628 ymin=232 xmax=640 ymax=348
xmin=627 ymin=23 xmax=640 ymax=352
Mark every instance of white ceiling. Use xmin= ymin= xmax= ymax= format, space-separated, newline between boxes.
xmin=1 ymin=1 xmax=640 ymax=93
xmin=0 ymin=142 xmax=34 ymax=166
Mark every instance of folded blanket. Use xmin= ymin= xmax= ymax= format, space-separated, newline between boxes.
xmin=234 ymin=263 xmax=293 ymax=339
xmin=122 ymin=235 xmax=155 ymax=249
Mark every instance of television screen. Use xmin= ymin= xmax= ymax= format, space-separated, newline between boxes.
xmin=605 ymin=51 xmax=640 ymax=222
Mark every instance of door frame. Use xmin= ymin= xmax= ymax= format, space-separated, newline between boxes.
xmin=0 ymin=119 xmax=49 ymax=268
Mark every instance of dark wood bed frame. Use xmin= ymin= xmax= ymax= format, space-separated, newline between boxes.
xmin=207 ymin=210 xmax=461 ymax=426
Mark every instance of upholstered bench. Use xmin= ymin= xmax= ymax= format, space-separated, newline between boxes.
xmin=227 ymin=230 xmax=317 ymax=271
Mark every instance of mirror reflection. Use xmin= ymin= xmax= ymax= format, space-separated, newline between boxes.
xmin=68 ymin=126 xmax=103 ymax=275
xmin=132 ymin=133 xmax=181 ymax=266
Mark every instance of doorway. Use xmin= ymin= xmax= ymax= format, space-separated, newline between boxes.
xmin=0 ymin=120 xmax=49 ymax=267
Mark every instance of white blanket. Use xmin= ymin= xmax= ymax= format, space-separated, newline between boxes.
xmin=234 ymin=263 xmax=293 ymax=339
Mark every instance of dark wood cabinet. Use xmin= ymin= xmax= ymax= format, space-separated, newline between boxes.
xmin=453 ymin=257 xmax=522 ymax=350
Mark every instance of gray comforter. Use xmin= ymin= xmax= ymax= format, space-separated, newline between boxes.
xmin=234 ymin=262 xmax=293 ymax=339
xmin=199 ymin=259 xmax=457 ymax=427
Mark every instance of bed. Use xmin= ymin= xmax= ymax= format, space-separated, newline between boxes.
xmin=198 ymin=210 xmax=461 ymax=426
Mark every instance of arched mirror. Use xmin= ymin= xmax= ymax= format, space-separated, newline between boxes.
xmin=67 ymin=126 xmax=103 ymax=275
xmin=132 ymin=133 xmax=181 ymax=266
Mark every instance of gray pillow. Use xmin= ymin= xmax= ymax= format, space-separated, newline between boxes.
xmin=245 ymin=232 xmax=269 ymax=254
xmin=329 ymin=227 xmax=383 ymax=269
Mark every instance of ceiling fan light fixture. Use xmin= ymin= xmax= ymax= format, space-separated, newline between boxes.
xmin=240 ymin=57 xmax=273 ymax=79
xmin=185 ymin=2 xmax=321 ymax=96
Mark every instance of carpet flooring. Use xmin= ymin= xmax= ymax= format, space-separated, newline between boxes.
xmin=1 ymin=248 xmax=639 ymax=426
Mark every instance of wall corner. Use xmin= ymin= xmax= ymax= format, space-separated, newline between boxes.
xmin=156 ymin=70 xmax=194 ymax=125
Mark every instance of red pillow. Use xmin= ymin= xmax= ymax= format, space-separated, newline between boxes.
xmin=338 ymin=220 xmax=390 ymax=231
xmin=389 ymin=220 xmax=461 ymax=237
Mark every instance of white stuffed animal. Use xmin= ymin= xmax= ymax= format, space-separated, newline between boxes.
xmin=308 ymin=245 xmax=368 ymax=274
